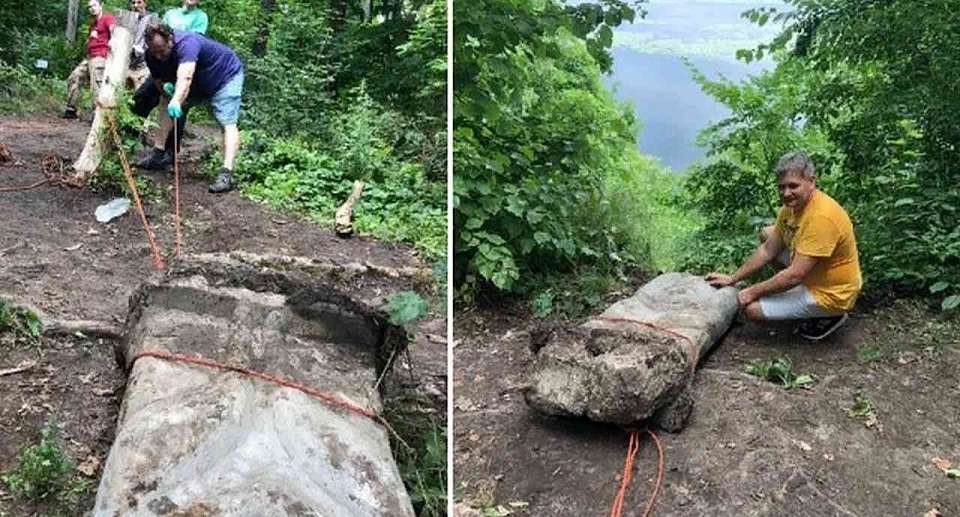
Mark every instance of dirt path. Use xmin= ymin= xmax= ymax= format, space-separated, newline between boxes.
xmin=0 ymin=115 xmax=417 ymax=323
xmin=0 ymin=115 xmax=445 ymax=515
xmin=454 ymin=300 xmax=960 ymax=516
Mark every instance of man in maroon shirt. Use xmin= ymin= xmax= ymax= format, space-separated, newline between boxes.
xmin=63 ymin=0 xmax=115 ymax=119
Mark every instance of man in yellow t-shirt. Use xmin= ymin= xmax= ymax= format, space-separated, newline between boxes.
xmin=705 ymin=151 xmax=862 ymax=340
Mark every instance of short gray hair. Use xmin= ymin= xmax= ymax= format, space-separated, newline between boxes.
xmin=775 ymin=151 xmax=815 ymax=179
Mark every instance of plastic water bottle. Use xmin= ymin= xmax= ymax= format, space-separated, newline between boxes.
xmin=95 ymin=198 xmax=131 ymax=223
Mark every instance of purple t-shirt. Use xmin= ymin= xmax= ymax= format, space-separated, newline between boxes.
xmin=146 ymin=30 xmax=243 ymax=98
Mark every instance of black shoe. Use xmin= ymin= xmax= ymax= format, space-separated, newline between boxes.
xmin=62 ymin=109 xmax=78 ymax=119
xmin=798 ymin=313 xmax=849 ymax=341
xmin=208 ymin=169 xmax=233 ymax=193
xmin=136 ymin=148 xmax=172 ymax=170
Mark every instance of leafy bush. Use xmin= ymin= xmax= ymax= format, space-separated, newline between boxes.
xmin=382 ymin=291 xmax=429 ymax=327
xmin=234 ymin=125 xmax=446 ymax=259
xmin=2 ymin=421 xmax=75 ymax=502
xmin=454 ymin=13 xmax=653 ymax=292
xmin=0 ymin=62 xmax=66 ymax=114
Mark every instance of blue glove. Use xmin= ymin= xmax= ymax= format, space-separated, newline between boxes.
xmin=167 ymin=102 xmax=183 ymax=119
xmin=162 ymin=82 xmax=175 ymax=96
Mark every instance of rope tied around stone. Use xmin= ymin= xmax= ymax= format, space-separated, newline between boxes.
xmin=130 ymin=349 xmax=409 ymax=448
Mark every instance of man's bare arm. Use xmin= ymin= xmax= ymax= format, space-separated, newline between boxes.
xmin=738 ymin=252 xmax=818 ymax=305
xmin=706 ymin=228 xmax=785 ymax=287
xmin=170 ymin=62 xmax=196 ymax=105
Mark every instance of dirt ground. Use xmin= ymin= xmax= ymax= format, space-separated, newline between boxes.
xmin=0 ymin=115 xmax=446 ymax=516
xmin=454 ymin=297 xmax=960 ymax=516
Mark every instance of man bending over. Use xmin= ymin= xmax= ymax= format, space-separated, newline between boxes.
xmin=142 ymin=24 xmax=243 ymax=193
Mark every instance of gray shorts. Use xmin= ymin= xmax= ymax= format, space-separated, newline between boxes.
xmin=759 ymin=285 xmax=841 ymax=320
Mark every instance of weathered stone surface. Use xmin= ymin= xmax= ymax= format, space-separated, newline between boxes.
xmin=93 ymin=257 xmax=416 ymax=516
xmin=525 ymin=272 xmax=738 ymax=427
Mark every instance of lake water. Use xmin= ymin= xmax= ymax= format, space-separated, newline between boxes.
xmin=605 ymin=0 xmax=787 ymax=171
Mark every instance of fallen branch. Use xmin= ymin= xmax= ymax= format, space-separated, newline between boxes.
xmin=43 ymin=319 xmax=124 ymax=340
xmin=335 ymin=180 xmax=365 ymax=237
xmin=0 ymin=360 xmax=37 ymax=377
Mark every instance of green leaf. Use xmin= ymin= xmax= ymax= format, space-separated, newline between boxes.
xmin=942 ymin=295 xmax=960 ymax=311
xmin=946 ymin=468 xmax=960 ymax=479
xmin=929 ymin=281 xmax=950 ymax=294
xmin=382 ymin=291 xmax=428 ymax=326
xmin=894 ymin=198 xmax=915 ymax=207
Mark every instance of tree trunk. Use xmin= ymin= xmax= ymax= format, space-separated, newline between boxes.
xmin=66 ymin=0 xmax=79 ymax=43
xmin=330 ymin=0 xmax=348 ymax=33
xmin=251 ymin=0 xmax=275 ymax=57
xmin=71 ymin=10 xmax=139 ymax=182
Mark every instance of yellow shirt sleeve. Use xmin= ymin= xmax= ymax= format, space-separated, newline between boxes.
xmin=794 ymin=214 xmax=839 ymax=257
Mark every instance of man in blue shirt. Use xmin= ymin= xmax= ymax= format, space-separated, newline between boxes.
xmin=142 ymin=24 xmax=243 ymax=193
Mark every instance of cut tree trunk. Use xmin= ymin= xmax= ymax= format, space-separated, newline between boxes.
xmin=335 ymin=180 xmax=365 ymax=237
xmin=71 ymin=9 xmax=139 ymax=182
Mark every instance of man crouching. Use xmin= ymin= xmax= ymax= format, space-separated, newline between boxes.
xmin=706 ymin=151 xmax=862 ymax=340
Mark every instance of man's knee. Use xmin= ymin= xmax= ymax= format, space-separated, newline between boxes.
xmin=742 ymin=301 xmax=765 ymax=322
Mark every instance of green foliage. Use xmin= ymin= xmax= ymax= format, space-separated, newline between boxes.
xmin=0 ymin=298 xmax=43 ymax=343
xmin=2 ymin=420 xmax=76 ymax=503
xmin=454 ymin=1 xmax=654 ymax=293
xmin=530 ymin=290 xmax=555 ymax=318
xmin=744 ymin=356 xmax=815 ymax=389
xmin=396 ymin=422 xmax=446 ymax=517
xmin=89 ymin=91 xmax=165 ymax=202
xmin=0 ymin=62 xmax=66 ymax=114
xmin=234 ymin=123 xmax=445 ymax=259
xmin=382 ymin=291 xmax=429 ymax=327
xmin=684 ymin=0 xmax=960 ymax=309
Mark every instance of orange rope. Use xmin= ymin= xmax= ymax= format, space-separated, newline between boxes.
xmin=172 ymin=122 xmax=182 ymax=257
xmin=107 ymin=114 xmax=165 ymax=270
xmin=609 ymin=429 xmax=665 ymax=517
xmin=0 ymin=155 xmax=81 ymax=192
xmin=596 ymin=315 xmax=695 ymax=349
xmin=132 ymin=350 xmax=378 ymax=420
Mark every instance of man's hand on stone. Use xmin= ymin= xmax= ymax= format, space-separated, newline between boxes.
xmin=705 ymin=273 xmax=735 ymax=288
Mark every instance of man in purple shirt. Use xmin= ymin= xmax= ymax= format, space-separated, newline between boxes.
xmin=142 ymin=24 xmax=243 ymax=193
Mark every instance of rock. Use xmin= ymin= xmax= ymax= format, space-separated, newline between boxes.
xmin=525 ymin=273 xmax=738 ymax=428
xmin=93 ymin=256 xmax=415 ymax=516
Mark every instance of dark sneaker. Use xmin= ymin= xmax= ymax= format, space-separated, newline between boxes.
xmin=62 ymin=109 xmax=78 ymax=119
xmin=136 ymin=148 xmax=172 ymax=170
xmin=208 ymin=169 xmax=233 ymax=194
xmin=798 ymin=313 xmax=849 ymax=341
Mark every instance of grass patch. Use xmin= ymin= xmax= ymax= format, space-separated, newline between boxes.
xmin=744 ymin=356 xmax=815 ymax=389
xmin=1 ymin=419 xmax=92 ymax=508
